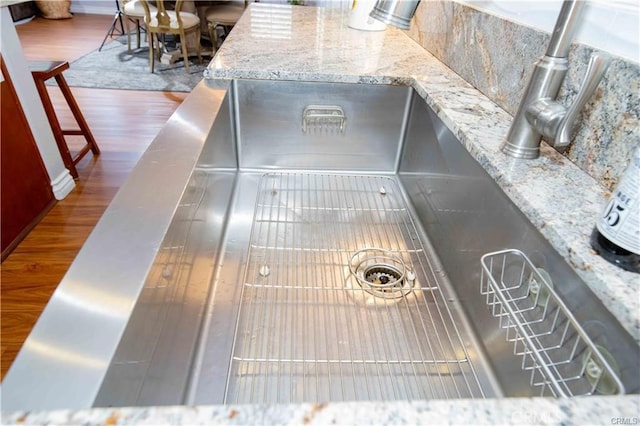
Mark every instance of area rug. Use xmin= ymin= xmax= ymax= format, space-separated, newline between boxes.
xmin=45 ymin=36 xmax=210 ymax=92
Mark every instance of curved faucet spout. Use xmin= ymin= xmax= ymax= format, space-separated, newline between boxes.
xmin=546 ymin=1 xmax=585 ymax=58
xmin=501 ymin=0 xmax=609 ymax=160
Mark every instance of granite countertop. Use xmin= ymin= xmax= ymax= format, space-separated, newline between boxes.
xmin=6 ymin=4 xmax=638 ymax=424
xmin=4 ymin=397 xmax=639 ymax=425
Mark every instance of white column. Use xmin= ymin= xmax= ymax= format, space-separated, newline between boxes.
xmin=0 ymin=7 xmax=75 ymax=200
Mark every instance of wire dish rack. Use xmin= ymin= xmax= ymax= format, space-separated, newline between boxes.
xmin=480 ymin=249 xmax=625 ymax=397
xmin=225 ymin=173 xmax=490 ymax=404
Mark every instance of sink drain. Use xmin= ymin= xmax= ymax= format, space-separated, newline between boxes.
xmin=348 ymin=248 xmax=414 ymax=299
xmin=365 ymin=264 xmax=402 ymax=285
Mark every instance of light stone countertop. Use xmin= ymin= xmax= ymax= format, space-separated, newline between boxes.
xmin=3 ymin=397 xmax=639 ymax=425
xmin=6 ymin=4 xmax=638 ymax=425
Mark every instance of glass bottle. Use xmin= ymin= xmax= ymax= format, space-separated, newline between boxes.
xmin=590 ymin=145 xmax=640 ymax=273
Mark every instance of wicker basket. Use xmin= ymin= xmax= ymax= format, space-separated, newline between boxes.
xmin=35 ymin=0 xmax=72 ymax=20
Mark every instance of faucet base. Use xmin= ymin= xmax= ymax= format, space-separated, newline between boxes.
xmin=500 ymin=140 xmax=540 ymax=159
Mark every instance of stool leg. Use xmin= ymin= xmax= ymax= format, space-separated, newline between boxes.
xmin=32 ymin=76 xmax=79 ymax=179
xmin=54 ymin=74 xmax=101 ymax=157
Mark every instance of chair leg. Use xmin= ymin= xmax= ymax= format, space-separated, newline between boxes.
xmin=124 ymin=14 xmax=131 ymax=51
xmin=196 ymin=28 xmax=202 ymax=65
xmin=209 ymin=22 xmax=221 ymax=51
xmin=207 ymin=22 xmax=217 ymax=52
xmin=135 ymin=19 xmax=141 ymax=49
xmin=179 ymin=30 xmax=190 ymax=73
xmin=149 ymin=33 xmax=155 ymax=73
xmin=158 ymin=34 xmax=165 ymax=61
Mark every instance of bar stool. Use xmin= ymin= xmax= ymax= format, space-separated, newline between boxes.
xmin=30 ymin=61 xmax=100 ymax=179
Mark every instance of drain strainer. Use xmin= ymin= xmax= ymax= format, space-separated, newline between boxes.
xmin=348 ymin=248 xmax=415 ymax=299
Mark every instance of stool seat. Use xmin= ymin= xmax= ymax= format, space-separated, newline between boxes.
xmin=200 ymin=1 xmax=247 ymax=50
xmin=30 ymin=61 xmax=100 ymax=179
xmin=29 ymin=60 xmax=69 ymax=78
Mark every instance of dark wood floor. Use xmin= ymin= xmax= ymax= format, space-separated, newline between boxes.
xmin=1 ymin=14 xmax=188 ymax=379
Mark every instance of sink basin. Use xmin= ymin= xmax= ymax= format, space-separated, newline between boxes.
xmin=4 ymin=79 xmax=638 ymax=410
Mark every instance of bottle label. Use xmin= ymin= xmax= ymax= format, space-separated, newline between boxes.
xmin=596 ymin=150 xmax=640 ymax=255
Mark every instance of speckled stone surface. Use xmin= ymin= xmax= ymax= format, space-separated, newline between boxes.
xmin=4 ymin=396 xmax=639 ymax=425
xmin=406 ymin=1 xmax=640 ymax=191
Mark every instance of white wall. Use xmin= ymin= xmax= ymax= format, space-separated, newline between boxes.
xmin=458 ymin=0 xmax=640 ymax=63
xmin=70 ymin=0 xmax=114 ymax=15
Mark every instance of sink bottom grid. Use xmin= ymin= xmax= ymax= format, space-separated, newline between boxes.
xmin=225 ymin=173 xmax=488 ymax=403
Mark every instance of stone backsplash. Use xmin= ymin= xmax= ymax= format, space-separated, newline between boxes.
xmin=406 ymin=1 xmax=640 ymax=191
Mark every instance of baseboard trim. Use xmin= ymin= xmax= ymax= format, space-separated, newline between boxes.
xmin=51 ymin=169 xmax=76 ymax=200
xmin=70 ymin=4 xmax=115 ymax=16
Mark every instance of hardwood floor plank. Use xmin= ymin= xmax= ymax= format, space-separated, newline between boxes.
xmin=2 ymin=14 xmax=189 ymax=379
xmin=15 ymin=13 xmax=119 ymax=62
xmin=1 ymin=312 xmax=41 ymax=343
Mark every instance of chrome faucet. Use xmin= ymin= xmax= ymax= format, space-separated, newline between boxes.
xmin=370 ymin=0 xmax=612 ymax=160
xmin=501 ymin=1 xmax=612 ymax=159
xmin=370 ymin=0 xmax=421 ymax=30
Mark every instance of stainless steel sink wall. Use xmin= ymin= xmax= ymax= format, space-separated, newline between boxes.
xmin=397 ymin=94 xmax=640 ymax=397
xmin=2 ymin=81 xmax=231 ymax=411
xmin=233 ymin=80 xmax=411 ymax=171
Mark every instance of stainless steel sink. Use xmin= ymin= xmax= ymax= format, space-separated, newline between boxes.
xmin=95 ymin=79 xmax=639 ymax=406
xmin=4 ymin=80 xmax=638 ymax=410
